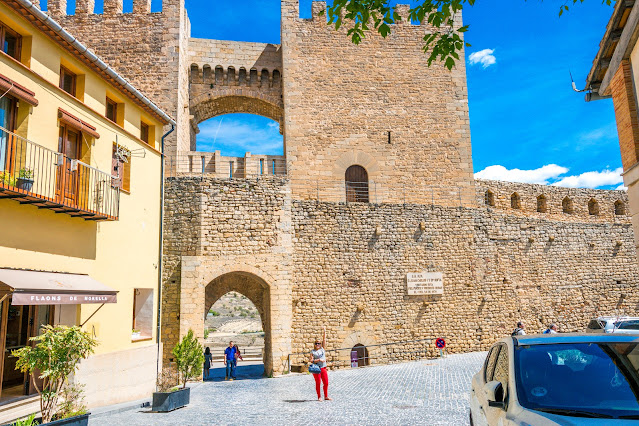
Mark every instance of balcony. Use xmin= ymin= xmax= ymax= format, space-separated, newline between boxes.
xmin=0 ymin=127 xmax=119 ymax=221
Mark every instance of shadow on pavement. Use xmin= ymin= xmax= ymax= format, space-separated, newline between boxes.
xmin=204 ymin=364 xmax=265 ymax=381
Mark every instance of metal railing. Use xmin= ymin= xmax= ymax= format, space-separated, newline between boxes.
xmin=286 ymin=338 xmax=436 ymax=372
xmin=0 ymin=127 xmax=119 ymax=220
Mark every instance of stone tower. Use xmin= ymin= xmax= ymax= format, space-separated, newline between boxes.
xmin=281 ymin=1 xmax=475 ymax=205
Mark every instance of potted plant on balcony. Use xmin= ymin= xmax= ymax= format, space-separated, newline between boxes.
xmin=152 ymin=329 xmax=203 ymax=412
xmin=131 ymin=329 xmax=141 ymax=339
xmin=0 ymin=171 xmax=15 ymax=187
xmin=12 ymin=325 xmax=98 ymax=425
xmin=17 ymin=168 xmax=34 ymax=192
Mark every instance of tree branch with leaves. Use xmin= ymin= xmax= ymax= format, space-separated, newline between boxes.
xmin=324 ymin=0 xmax=613 ymax=70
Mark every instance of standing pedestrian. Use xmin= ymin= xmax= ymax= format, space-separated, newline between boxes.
xmin=543 ymin=324 xmax=558 ymax=334
xmin=203 ymin=347 xmax=213 ymax=380
xmin=308 ymin=326 xmax=331 ymax=401
xmin=512 ymin=321 xmax=526 ymax=336
xmin=224 ymin=340 xmax=237 ymax=381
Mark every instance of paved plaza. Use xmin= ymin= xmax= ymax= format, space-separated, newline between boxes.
xmin=92 ymin=351 xmax=486 ymax=425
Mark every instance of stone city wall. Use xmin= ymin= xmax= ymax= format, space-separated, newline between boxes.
xmin=163 ymin=176 xmax=639 ymax=374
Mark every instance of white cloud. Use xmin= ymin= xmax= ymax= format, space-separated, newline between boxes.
xmin=475 ymin=164 xmax=624 ymax=190
xmin=469 ymin=49 xmax=496 ymax=68
xmin=616 ymin=184 xmax=628 ymax=191
xmin=474 ymin=164 xmax=568 ymax=185
xmin=551 ymin=168 xmax=623 ymax=189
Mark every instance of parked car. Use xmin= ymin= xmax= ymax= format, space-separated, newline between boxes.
xmin=586 ymin=316 xmax=639 ymax=334
xmin=470 ymin=333 xmax=639 ymax=425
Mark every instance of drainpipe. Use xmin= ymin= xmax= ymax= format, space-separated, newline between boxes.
xmin=157 ymin=124 xmax=175 ymax=383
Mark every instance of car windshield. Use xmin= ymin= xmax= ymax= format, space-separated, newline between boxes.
xmin=514 ymin=343 xmax=639 ymax=418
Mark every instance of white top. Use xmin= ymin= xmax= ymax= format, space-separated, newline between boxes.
xmin=311 ymin=348 xmax=326 ymax=368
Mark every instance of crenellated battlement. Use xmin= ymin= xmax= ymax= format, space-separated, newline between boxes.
xmin=44 ymin=0 xmax=171 ymax=16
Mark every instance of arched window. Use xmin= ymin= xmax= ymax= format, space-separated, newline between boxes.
xmin=537 ymin=195 xmax=547 ymax=213
xmin=615 ymin=200 xmax=626 ymax=216
xmin=511 ymin=193 xmax=521 ymax=209
xmin=588 ymin=198 xmax=599 ymax=216
xmin=351 ymin=344 xmax=370 ymax=367
xmin=485 ymin=190 xmax=495 ymax=207
xmin=345 ymin=165 xmax=369 ymax=203
xmin=562 ymin=197 xmax=573 ymax=214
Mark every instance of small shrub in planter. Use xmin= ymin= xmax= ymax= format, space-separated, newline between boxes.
xmin=152 ymin=330 xmax=203 ymax=412
xmin=12 ymin=325 xmax=97 ymax=424
xmin=17 ymin=168 xmax=34 ymax=192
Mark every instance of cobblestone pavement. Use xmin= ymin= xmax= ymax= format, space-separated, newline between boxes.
xmin=92 ymin=351 xmax=486 ymax=425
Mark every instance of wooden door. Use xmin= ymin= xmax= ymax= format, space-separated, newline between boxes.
xmin=345 ymin=165 xmax=369 ymax=203
xmin=0 ymin=297 xmax=9 ymax=400
xmin=56 ymin=126 xmax=80 ymax=206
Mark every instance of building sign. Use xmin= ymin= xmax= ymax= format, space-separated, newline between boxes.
xmin=11 ymin=293 xmax=117 ymax=305
xmin=406 ymin=272 xmax=443 ymax=295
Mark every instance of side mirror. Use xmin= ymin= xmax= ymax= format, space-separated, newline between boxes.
xmin=484 ymin=380 xmax=505 ymax=409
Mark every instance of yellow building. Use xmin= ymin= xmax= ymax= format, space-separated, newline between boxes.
xmin=0 ymin=0 xmax=174 ymax=419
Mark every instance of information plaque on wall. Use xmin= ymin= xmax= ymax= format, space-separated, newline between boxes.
xmin=406 ymin=272 xmax=444 ymax=295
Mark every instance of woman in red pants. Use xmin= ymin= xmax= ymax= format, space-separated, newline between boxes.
xmin=309 ymin=326 xmax=331 ymax=401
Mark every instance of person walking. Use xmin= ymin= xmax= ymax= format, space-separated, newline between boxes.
xmin=309 ymin=326 xmax=331 ymax=401
xmin=224 ymin=340 xmax=237 ymax=381
xmin=543 ymin=324 xmax=558 ymax=334
xmin=234 ymin=343 xmax=244 ymax=362
xmin=203 ymin=347 xmax=213 ymax=380
xmin=512 ymin=321 xmax=526 ymax=336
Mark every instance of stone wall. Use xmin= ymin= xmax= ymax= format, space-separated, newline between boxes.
xmin=280 ymin=1 xmax=474 ymax=205
xmin=163 ymin=176 xmax=639 ymax=374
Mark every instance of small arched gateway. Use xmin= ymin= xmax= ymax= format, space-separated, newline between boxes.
xmin=351 ymin=344 xmax=370 ymax=367
xmin=345 ymin=165 xmax=369 ymax=203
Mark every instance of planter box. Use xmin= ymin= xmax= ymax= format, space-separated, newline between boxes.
xmin=46 ymin=413 xmax=90 ymax=426
xmin=16 ymin=178 xmax=33 ymax=192
xmin=152 ymin=387 xmax=190 ymax=412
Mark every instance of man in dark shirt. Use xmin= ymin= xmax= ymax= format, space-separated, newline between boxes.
xmin=224 ymin=341 xmax=237 ymax=380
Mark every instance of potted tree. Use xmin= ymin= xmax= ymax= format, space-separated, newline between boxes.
xmin=152 ymin=329 xmax=203 ymax=412
xmin=17 ymin=168 xmax=34 ymax=192
xmin=12 ymin=325 xmax=98 ymax=425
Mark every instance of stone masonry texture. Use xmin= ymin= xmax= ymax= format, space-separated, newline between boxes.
xmin=163 ymin=176 xmax=639 ymax=376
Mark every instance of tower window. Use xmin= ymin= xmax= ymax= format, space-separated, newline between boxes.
xmin=345 ymin=165 xmax=369 ymax=203
xmin=537 ymin=195 xmax=547 ymax=213
xmin=511 ymin=193 xmax=521 ymax=209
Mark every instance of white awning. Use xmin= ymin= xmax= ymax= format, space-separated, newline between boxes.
xmin=0 ymin=269 xmax=118 ymax=305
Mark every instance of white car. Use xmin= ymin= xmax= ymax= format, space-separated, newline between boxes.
xmin=586 ymin=316 xmax=639 ymax=334
xmin=470 ymin=333 xmax=639 ymax=425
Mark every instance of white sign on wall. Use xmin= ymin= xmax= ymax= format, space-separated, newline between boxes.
xmin=406 ymin=272 xmax=444 ymax=295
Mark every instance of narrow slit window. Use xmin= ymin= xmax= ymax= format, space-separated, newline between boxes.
xmin=140 ymin=122 xmax=149 ymax=144
xmin=59 ymin=66 xmax=76 ymax=97
xmin=106 ymin=98 xmax=118 ymax=123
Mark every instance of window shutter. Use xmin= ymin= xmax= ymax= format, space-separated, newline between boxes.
xmin=123 ymin=156 xmax=131 ymax=192
xmin=111 ymin=145 xmax=122 ymax=189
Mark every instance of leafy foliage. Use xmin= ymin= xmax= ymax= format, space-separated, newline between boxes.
xmin=324 ymin=0 xmax=613 ymax=70
xmin=12 ymin=413 xmax=38 ymax=426
xmin=172 ymin=329 xmax=204 ymax=389
xmin=12 ymin=325 xmax=97 ymax=424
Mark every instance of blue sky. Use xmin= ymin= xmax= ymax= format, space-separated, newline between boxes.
xmin=185 ymin=0 xmax=622 ymax=189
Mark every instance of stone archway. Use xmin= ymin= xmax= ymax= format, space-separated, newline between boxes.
xmin=203 ymin=272 xmax=272 ymax=373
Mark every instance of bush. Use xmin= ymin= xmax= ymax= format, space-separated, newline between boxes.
xmin=203 ymin=328 xmax=210 ymax=339
xmin=209 ymin=311 xmax=220 ymax=316
xmin=56 ymin=384 xmax=87 ymax=420
xmin=172 ymin=329 xmax=204 ymax=389
xmin=12 ymin=325 xmax=97 ymax=423
xmin=156 ymin=367 xmax=179 ymax=393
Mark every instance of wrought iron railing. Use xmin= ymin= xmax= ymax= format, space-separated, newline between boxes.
xmin=0 ymin=127 xmax=119 ymax=220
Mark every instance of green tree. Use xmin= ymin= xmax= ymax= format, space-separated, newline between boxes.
xmin=172 ymin=329 xmax=204 ymax=389
xmin=324 ymin=0 xmax=613 ymax=69
xmin=12 ymin=325 xmax=98 ymax=423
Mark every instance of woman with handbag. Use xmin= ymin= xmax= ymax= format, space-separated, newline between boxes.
xmin=308 ymin=326 xmax=331 ymax=401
